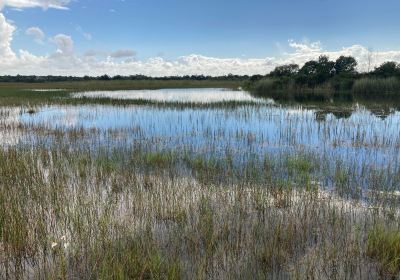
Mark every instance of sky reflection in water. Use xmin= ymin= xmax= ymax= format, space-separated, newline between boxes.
xmin=0 ymin=88 xmax=398 ymax=189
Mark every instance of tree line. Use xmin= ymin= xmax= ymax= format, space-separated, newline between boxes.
xmin=251 ymin=56 xmax=400 ymax=90
xmin=1 ymin=57 xmax=399 ymax=85
xmin=0 ymin=74 xmax=249 ymax=83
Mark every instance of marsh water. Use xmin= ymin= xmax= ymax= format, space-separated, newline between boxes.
xmin=2 ymin=88 xmax=400 ymax=191
xmin=72 ymin=88 xmax=268 ymax=103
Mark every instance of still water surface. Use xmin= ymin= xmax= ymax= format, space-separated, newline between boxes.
xmin=72 ymin=88 xmax=268 ymax=103
xmin=1 ymin=88 xmax=399 ymax=189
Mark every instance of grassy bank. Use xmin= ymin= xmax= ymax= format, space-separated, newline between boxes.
xmin=0 ymin=80 xmax=241 ymax=106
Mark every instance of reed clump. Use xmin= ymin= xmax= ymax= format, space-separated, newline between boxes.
xmin=353 ymin=77 xmax=400 ymax=97
xmin=251 ymin=78 xmax=334 ymax=101
xmin=367 ymin=224 xmax=400 ymax=278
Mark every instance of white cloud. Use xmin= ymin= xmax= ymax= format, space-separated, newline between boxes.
xmin=0 ymin=13 xmax=16 ymax=63
xmin=83 ymin=49 xmax=99 ymax=57
xmin=0 ymin=0 xmax=71 ymax=10
xmin=4 ymin=37 xmax=400 ymax=76
xmin=51 ymin=33 xmax=74 ymax=55
xmin=2 ymin=0 xmax=400 ymax=77
xmin=26 ymin=26 xmax=45 ymax=44
xmin=110 ymin=49 xmax=137 ymax=58
xmin=2 ymin=8 xmax=400 ymax=77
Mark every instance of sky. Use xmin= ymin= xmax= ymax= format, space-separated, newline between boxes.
xmin=1 ymin=0 xmax=400 ymax=76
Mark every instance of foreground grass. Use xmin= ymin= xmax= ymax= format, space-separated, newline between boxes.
xmin=0 ymin=145 xmax=399 ymax=279
xmin=367 ymin=225 xmax=400 ymax=277
xmin=1 ymin=101 xmax=400 ymax=278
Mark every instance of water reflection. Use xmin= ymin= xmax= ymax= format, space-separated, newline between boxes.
xmin=15 ymin=103 xmax=400 ymax=162
xmin=73 ymin=88 xmax=268 ymax=103
xmin=0 ymin=107 xmax=23 ymax=146
xmin=1 ymin=98 xmax=399 ymax=190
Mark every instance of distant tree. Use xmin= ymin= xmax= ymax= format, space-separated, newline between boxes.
xmin=270 ymin=64 xmax=299 ymax=77
xmin=334 ymin=56 xmax=357 ymax=75
xmin=299 ymin=60 xmax=319 ymax=76
xmin=112 ymin=75 xmax=123 ymax=80
xmin=373 ymin=62 xmax=400 ymax=78
xmin=249 ymin=75 xmax=264 ymax=82
xmin=98 ymin=74 xmax=111 ymax=80
xmin=297 ymin=60 xmax=319 ymax=86
xmin=297 ymin=56 xmax=334 ymax=86
xmin=315 ymin=55 xmax=335 ymax=84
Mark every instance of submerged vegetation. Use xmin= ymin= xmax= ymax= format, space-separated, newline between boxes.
xmin=0 ymin=143 xmax=399 ymax=279
xmin=0 ymin=99 xmax=399 ymax=278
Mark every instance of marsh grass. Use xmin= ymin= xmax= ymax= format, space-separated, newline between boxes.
xmin=367 ymin=224 xmax=400 ymax=278
xmin=0 ymin=145 xmax=398 ymax=279
xmin=249 ymin=78 xmax=337 ymax=101
xmin=0 ymin=80 xmax=241 ymax=106
xmin=353 ymin=77 xmax=400 ymax=97
xmin=250 ymin=77 xmax=400 ymax=102
xmin=0 ymin=102 xmax=400 ymax=279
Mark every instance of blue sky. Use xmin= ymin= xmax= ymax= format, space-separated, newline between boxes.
xmin=1 ymin=0 xmax=400 ymax=76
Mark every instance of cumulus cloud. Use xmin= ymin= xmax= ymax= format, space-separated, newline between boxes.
xmin=2 ymin=0 xmax=400 ymax=77
xmin=51 ymin=34 xmax=74 ymax=55
xmin=0 ymin=0 xmax=71 ymax=10
xmin=110 ymin=49 xmax=137 ymax=58
xmin=3 ymin=37 xmax=400 ymax=76
xmin=2 ymin=8 xmax=400 ymax=77
xmin=26 ymin=26 xmax=45 ymax=44
xmin=0 ymin=13 xmax=16 ymax=63
xmin=83 ymin=49 xmax=99 ymax=57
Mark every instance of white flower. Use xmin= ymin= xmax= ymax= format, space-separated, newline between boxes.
xmin=63 ymin=242 xmax=70 ymax=249
xmin=51 ymin=242 xmax=58 ymax=249
xmin=60 ymin=235 xmax=66 ymax=241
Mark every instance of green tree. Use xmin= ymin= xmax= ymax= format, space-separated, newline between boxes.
xmin=297 ymin=56 xmax=334 ymax=86
xmin=270 ymin=64 xmax=299 ymax=77
xmin=373 ymin=62 xmax=400 ymax=78
xmin=334 ymin=56 xmax=357 ymax=75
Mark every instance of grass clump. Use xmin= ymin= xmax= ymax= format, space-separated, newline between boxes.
xmin=353 ymin=77 xmax=400 ymax=97
xmin=367 ymin=225 xmax=400 ymax=278
xmin=250 ymin=78 xmax=335 ymax=101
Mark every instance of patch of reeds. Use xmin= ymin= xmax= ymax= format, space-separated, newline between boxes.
xmin=367 ymin=224 xmax=400 ymax=278
xmin=250 ymin=78 xmax=335 ymax=101
xmin=353 ymin=77 xmax=400 ymax=97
